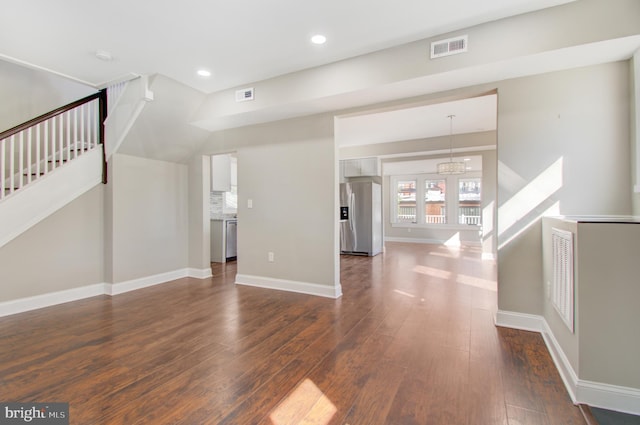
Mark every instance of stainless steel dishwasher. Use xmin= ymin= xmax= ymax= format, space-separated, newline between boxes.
xmin=225 ymin=219 xmax=237 ymax=261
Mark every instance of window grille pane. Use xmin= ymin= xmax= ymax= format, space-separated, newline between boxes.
xmin=396 ymin=180 xmax=416 ymax=223
xmin=425 ymin=179 xmax=446 ymax=224
xmin=458 ymin=178 xmax=481 ymax=225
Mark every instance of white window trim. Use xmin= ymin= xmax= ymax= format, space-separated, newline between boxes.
xmin=390 ymin=171 xmax=481 ymax=229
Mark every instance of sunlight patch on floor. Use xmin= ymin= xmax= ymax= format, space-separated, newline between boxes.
xmin=393 ymin=289 xmax=416 ymax=298
xmin=412 ymin=264 xmax=452 ymax=279
xmin=456 ymin=274 xmax=497 ymax=291
xmin=270 ymin=379 xmax=336 ymax=425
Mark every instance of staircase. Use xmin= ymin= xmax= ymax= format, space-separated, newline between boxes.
xmin=0 ymin=75 xmax=153 ymax=249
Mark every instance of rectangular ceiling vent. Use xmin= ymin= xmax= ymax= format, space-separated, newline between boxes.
xmin=235 ymin=87 xmax=254 ymax=102
xmin=430 ymin=35 xmax=468 ymax=59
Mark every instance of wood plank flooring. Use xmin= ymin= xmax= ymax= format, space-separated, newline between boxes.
xmin=0 ymin=242 xmax=586 ymax=424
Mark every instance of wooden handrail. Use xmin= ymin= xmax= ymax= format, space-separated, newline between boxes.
xmin=0 ymin=92 xmax=102 ymax=141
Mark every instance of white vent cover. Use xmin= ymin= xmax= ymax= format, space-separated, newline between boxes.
xmin=235 ymin=87 xmax=254 ymax=102
xmin=551 ymin=227 xmax=575 ymax=333
xmin=430 ymin=35 xmax=468 ymax=59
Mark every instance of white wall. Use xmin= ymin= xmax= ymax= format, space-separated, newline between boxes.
xmin=107 ymin=153 xmax=189 ymax=283
xmin=632 ymin=50 xmax=640 ymax=213
xmin=188 ymin=155 xmax=211 ymax=271
xmin=117 ymin=75 xmax=210 ymax=164
xmin=190 ymin=0 xmax=640 ymax=132
xmin=497 ymin=61 xmax=632 ymax=315
xmin=202 ymin=114 xmax=340 ymax=296
xmin=0 ymin=185 xmax=104 ymax=302
xmin=0 ymin=59 xmax=96 ymax=131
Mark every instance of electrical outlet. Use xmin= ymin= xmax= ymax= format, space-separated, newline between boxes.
xmin=268 ymin=252 xmax=274 ymax=262
xmin=248 ymin=199 xmax=253 ymax=209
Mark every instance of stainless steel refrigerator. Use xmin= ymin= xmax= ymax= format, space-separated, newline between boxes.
xmin=340 ymin=181 xmax=383 ymax=256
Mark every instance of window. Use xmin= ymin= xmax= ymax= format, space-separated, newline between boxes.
xmin=425 ymin=179 xmax=446 ymax=224
xmin=458 ymin=178 xmax=481 ymax=225
xmin=396 ymin=179 xmax=416 ymax=223
xmin=391 ymin=173 xmax=482 ymax=227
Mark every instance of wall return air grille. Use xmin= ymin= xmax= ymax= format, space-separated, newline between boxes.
xmin=430 ymin=35 xmax=468 ymax=59
xmin=551 ymin=227 xmax=575 ymax=333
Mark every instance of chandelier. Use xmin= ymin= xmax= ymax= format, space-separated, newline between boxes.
xmin=437 ymin=114 xmax=466 ymax=175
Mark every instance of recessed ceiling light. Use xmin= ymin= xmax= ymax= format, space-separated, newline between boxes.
xmin=95 ymin=50 xmax=113 ymax=61
xmin=197 ymin=69 xmax=212 ymax=77
xmin=311 ymin=34 xmax=327 ymax=45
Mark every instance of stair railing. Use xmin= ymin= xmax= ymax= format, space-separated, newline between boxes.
xmin=0 ymin=89 xmax=107 ymax=201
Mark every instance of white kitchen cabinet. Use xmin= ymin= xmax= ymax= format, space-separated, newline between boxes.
xmin=341 ymin=157 xmax=381 ymax=178
xmin=211 ymin=154 xmax=231 ymax=192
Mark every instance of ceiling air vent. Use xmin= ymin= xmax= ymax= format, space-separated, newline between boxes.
xmin=235 ymin=87 xmax=254 ymax=102
xmin=430 ymin=35 xmax=468 ymax=59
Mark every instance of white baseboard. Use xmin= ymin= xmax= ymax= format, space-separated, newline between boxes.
xmin=188 ymin=268 xmax=213 ymax=279
xmin=497 ymin=310 xmax=640 ymax=416
xmin=106 ymin=268 xmax=191 ymax=295
xmin=235 ymin=274 xmax=342 ymax=299
xmin=540 ymin=320 xmax=579 ymax=403
xmin=576 ymin=380 xmax=640 ymax=416
xmin=495 ymin=310 xmax=545 ymax=332
xmin=0 ymin=267 xmax=215 ymax=317
xmin=0 ymin=283 xmax=107 ymax=317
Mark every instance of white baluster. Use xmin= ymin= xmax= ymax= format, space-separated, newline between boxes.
xmin=66 ymin=111 xmax=71 ymax=162
xmin=87 ymin=101 xmax=93 ymax=150
xmin=36 ymin=124 xmax=41 ymax=178
xmin=73 ymin=108 xmax=78 ymax=159
xmin=80 ymin=103 xmax=85 ymax=155
xmin=58 ymin=114 xmax=63 ymax=166
xmin=93 ymin=99 xmax=98 ymax=149
xmin=18 ymin=131 xmax=24 ymax=189
xmin=26 ymin=128 xmax=32 ymax=184
xmin=9 ymin=135 xmax=15 ymax=194
xmin=50 ymin=117 xmax=56 ymax=171
xmin=43 ymin=121 xmax=48 ymax=174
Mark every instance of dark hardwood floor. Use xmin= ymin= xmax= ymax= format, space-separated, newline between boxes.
xmin=0 ymin=242 xmax=586 ymax=424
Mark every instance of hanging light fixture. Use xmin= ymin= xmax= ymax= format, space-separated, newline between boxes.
xmin=437 ymin=114 xmax=466 ymax=175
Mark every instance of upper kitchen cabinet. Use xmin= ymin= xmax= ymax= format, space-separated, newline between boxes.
xmin=341 ymin=157 xmax=381 ymax=178
xmin=211 ymin=154 xmax=231 ymax=192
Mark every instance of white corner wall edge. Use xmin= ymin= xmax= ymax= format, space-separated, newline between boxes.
xmin=0 ymin=267 xmax=213 ymax=317
xmin=496 ymin=310 xmax=640 ymax=416
xmin=235 ymin=274 xmax=343 ymax=299
xmin=0 ymin=149 xmax=103 ymax=249
xmin=188 ymin=268 xmax=213 ymax=279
